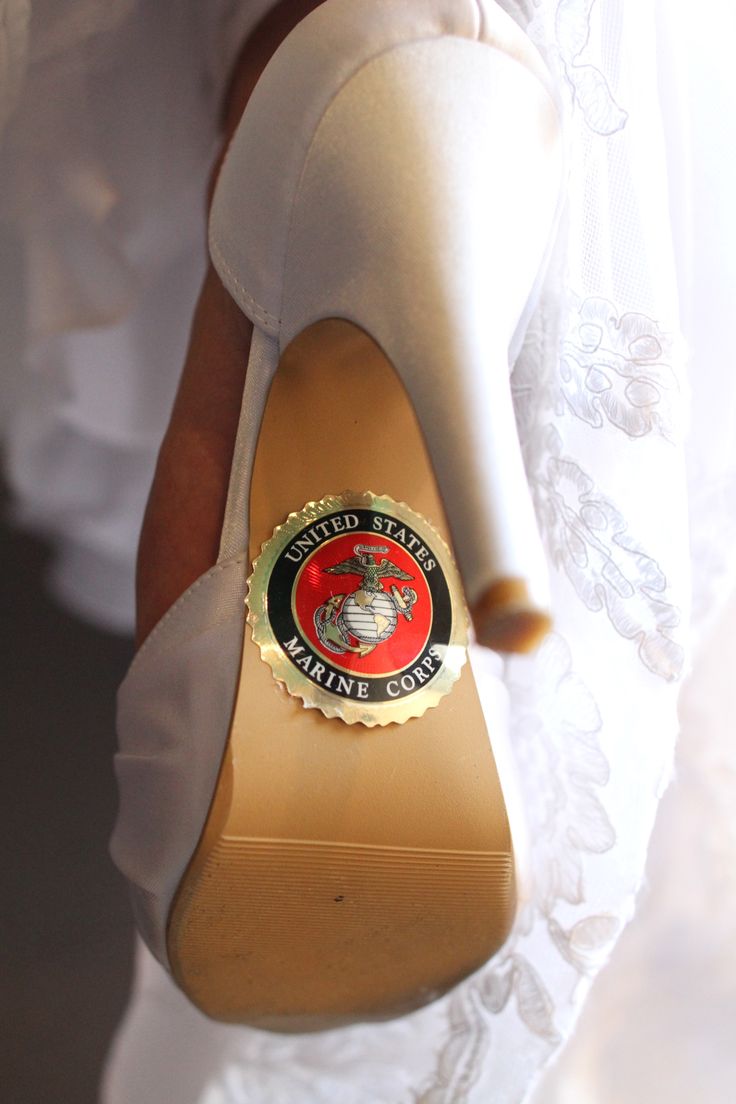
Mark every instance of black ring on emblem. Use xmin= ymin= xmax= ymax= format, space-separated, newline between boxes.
xmin=266 ymin=509 xmax=453 ymax=704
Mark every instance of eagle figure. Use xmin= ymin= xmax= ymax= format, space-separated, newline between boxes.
xmin=324 ymin=544 xmax=414 ymax=593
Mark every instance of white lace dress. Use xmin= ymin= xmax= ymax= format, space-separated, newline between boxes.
xmin=2 ymin=1 xmax=734 ymax=1101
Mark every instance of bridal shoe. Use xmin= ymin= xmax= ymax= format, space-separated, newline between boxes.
xmin=112 ymin=0 xmax=563 ymax=1030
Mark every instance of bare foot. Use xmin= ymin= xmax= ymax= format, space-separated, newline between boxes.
xmin=136 ymin=1 xmax=325 ymax=646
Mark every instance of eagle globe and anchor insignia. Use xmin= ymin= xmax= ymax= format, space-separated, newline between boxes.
xmin=314 ymin=544 xmax=418 ymax=658
xmin=247 ymin=492 xmax=468 ymax=726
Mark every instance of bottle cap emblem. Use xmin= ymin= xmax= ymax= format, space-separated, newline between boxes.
xmin=247 ymin=491 xmax=468 ymax=726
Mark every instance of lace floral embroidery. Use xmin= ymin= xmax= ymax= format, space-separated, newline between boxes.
xmin=541 ymin=427 xmax=684 ymax=681
xmin=554 ymin=0 xmax=628 ymax=135
xmin=559 ymin=297 xmax=681 ymax=441
xmin=512 ymin=305 xmax=685 ymax=684
xmin=415 ymin=3 xmax=683 ymax=1099
xmin=420 ymin=636 xmax=618 ymax=1101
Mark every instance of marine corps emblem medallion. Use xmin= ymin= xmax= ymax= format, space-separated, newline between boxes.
xmin=247 ymin=492 xmax=468 ymax=726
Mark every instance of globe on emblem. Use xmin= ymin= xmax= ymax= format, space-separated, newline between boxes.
xmin=341 ymin=591 xmax=398 ymax=644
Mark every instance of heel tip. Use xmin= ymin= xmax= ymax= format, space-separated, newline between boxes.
xmin=471 ymin=579 xmax=552 ymax=654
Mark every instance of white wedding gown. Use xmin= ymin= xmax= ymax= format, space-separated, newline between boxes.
xmin=2 ymin=1 xmax=735 ymax=1101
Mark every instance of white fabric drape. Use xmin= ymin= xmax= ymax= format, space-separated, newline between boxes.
xmin=1 ymin=1 xmax=734 ymax=1101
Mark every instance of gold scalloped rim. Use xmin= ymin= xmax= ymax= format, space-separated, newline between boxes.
xmin=246 ymin=491 xmax=468 ymax=727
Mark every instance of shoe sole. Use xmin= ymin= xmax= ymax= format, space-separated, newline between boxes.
xmin=166 ymin=320 xmax=515 ymax=1029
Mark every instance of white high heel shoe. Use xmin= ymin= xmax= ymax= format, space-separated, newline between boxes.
xmin=112 ymin=0 xmax=563 ymax=1030
xmin=212 ymin=0 xmax=562 ymax=653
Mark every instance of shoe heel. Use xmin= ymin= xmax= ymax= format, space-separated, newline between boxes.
xmin=212 ymin=18 xmax=563 ymax=652
xmin=167 ymin=318 xmax=519 ymax=1027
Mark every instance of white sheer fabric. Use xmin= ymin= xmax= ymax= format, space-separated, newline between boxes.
xmin=0 ymin=0 xmax=259 ymax=628
xmin=531 ymin=582 xmax=736 ymax=1104
xmin=1 ymin=1 xmax=734 ymax=1102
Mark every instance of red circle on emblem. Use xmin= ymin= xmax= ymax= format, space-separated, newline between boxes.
xmin=292 ymin=531 xmax=433 ymax=677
